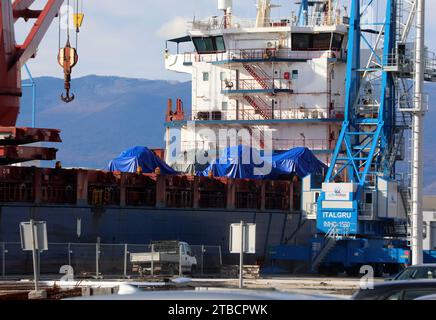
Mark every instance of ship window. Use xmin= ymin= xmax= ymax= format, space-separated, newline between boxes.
xmin=222 ymin=101 xmax=228 ymax=110
xmin=203 ymin=72 xmax=209 ymax=81
xmin=203 ymin=37 xmax=214 ymax=51
xmin=193 ymin=38 xmax=207 ymax=53
xmin=331 ymin=33 xmax=344 ymax=50
xmin=192 ymin=36 xmax=226 ymax=54
xmin=292 ymin=33 xmax=344 ymax=51
xmin=292 ymin=33 xmax=312 ymax=50
xmin=313 ymin=33 xmax=331 ymax=50
xmin=292 ymin=70 xmax=299 ymax=80
xmin=215 ymin=36 xmax=226 ymax=51
xmin=220 ymin=72 xmax=226 ymax=81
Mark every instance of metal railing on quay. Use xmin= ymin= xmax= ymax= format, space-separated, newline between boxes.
xmin=0 ymin=242 xmax=223 ymax=279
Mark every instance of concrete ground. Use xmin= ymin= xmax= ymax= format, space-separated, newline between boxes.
xmin=190 ymin=276 xmax=383 ymax=297
xmin=0 ymin=275 xmax=383 ymax=299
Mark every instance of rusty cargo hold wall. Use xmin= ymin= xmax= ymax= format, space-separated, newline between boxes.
xmin=0 ymin=167 xmax=301 ymax=212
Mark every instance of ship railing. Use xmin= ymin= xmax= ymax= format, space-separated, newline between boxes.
xmin=221 ymin=78 xmax=292 ymax=92
xmin=41 ymin=184 xmax=77 ymax=204
xmin=386 ymin=49 xmax=436 ymax=81
xmin=425 ymin=50 xmax=436 ymax=81
xmin=383 ymin=53 xmax=400 ymax=68
xmin=188 ymin=16 xmax=225 ymax=31
xmin=398 ymin=93 xmax=429 ymax=112
xmin=188 ymin=13 xmax=346 ymax=32
xmin=235 ymin=191 xmax=261 ymax=210
xmin=183 ymin=49 xmax=342 ymax=64
xmin=272 ymin=139 xmax=332 ymax=151
xmin=190 ymin=107 xmax=344 ymax=122
xmin=359 ymin=203 xmax=374 ymax=218
xmin=0 ymin=182 xmax=34 ymax=203
xmin=180 ymin=139 xmax=332 ymax=152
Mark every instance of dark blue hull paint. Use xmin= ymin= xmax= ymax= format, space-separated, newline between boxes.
xmin=0 ymin=205 xmax=315 ymax=271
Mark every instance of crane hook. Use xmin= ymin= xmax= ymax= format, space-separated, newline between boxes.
xmin=61 ymin=89 xmax=75 ymax=103
xmin=60 ymin=72 xmax=75 ymax=103
xmin=58 ymin=40 xmax=78 ymax=104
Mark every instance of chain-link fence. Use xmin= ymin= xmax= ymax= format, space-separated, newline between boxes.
xmin=0 ymin=242 xmax=223 ymax=279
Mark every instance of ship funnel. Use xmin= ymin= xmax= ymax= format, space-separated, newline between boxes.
xmin=218 ymin=0 xmax=233 ymax=11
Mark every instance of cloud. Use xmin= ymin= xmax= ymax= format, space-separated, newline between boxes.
xmin=156 ymin=16 xmax=190 ymax=39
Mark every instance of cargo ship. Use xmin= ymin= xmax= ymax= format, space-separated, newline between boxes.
xmin=1 ymin=0 xmax=435 ymax=275
xmin=0 ymin=0 xmax=344 ymax=269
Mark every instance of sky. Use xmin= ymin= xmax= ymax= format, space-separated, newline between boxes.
xmin=15 ymin=0 xmax=436 ymax=81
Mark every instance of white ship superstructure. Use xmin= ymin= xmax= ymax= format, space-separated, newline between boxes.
xmin=164 ymin=0 xmax=350 ymax=166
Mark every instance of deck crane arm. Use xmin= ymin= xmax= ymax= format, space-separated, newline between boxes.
xmin=0 ymin=0 xmax=65 ymax=126
xmin=12 ymin=0 xmax=65 ymax=69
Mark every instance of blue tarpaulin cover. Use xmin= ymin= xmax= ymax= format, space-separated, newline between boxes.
xmin=197 ymin=145 xmax=269 ymax=179
xmin=107 ymin=146 xmax=177 ymax=174
xmin=198 ymin=146 xmax=327 ymax=179
xmin=268 ymin=147 xmax=328 ymax=178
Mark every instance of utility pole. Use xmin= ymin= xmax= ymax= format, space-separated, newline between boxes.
xmin=411 ymin=0 xmax=425 ymax=266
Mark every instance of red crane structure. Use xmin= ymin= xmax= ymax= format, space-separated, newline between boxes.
xmin=0 ymin=0 xmax=67 ymax=165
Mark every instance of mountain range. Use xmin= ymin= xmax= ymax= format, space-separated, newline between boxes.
xmin=18 ymin=75 xmax=436 ymax=194
xmin=19 ymin=75 xmax=191 ymax=169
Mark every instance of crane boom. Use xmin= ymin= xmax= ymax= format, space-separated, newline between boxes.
xmin=14 ymin=0 xmax=65 ymax=69
xmin=0 ymin=0 xmax=65 ymax=126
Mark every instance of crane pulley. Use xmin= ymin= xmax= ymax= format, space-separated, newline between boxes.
xmin=58 ymin=0 xmax=84 ymax=103
xmin=58 ymin=39 xmax=78 ymax=103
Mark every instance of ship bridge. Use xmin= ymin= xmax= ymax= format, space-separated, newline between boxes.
xmin=164 ymin=1 xmax=350 ymax=167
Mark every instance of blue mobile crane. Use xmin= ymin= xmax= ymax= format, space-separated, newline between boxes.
xmin=270 ymin=0 xmax=436 ymax=276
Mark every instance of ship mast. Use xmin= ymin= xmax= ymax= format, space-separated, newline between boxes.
xmin=256 ymin=0 xmax=271 ymax=27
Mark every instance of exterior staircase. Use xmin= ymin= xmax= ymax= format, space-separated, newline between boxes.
xmin=243 ymin=95 xmax=272 ymax=119
xmin=242 ymin=63 xmax=272 ymax=90
xmin=399 ymin=184 xmax=413 ymax=245
xmin=311 ymin=226 xmax=339 ymax=271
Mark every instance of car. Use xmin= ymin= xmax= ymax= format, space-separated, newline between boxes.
xmin=130 ymin=241 xmax=197 ymax=276
xmin=389 ymin=264 xmax=436 ymax=281
xmin=352 ymin=280 xmax=436 ymax=300
xmin=414 ymin=293 xmax=436 ymax=300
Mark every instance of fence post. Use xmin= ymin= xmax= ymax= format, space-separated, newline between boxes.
xmin=151 ymin=244 xmax=154 ymax=277
xmin=67 ymin=243 xmax=71 ymax=267
xmin=179 ymin=243 xmax=182 ymax=277
xmin=1 ymin=242 xmax=5 ymax=279
xmin=201 ymin=245 xmax=204 ymax=275
xmin=123 ymin=244 xmax=128 ymax=278
xmin=96 ymin=243 xmax=100 ymax=278
xmin=38 ymin=250 xmax=41 ymax=279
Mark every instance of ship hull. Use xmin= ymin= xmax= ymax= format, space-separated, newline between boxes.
xmin=0 ymin=205 xmax=315 ymax=275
